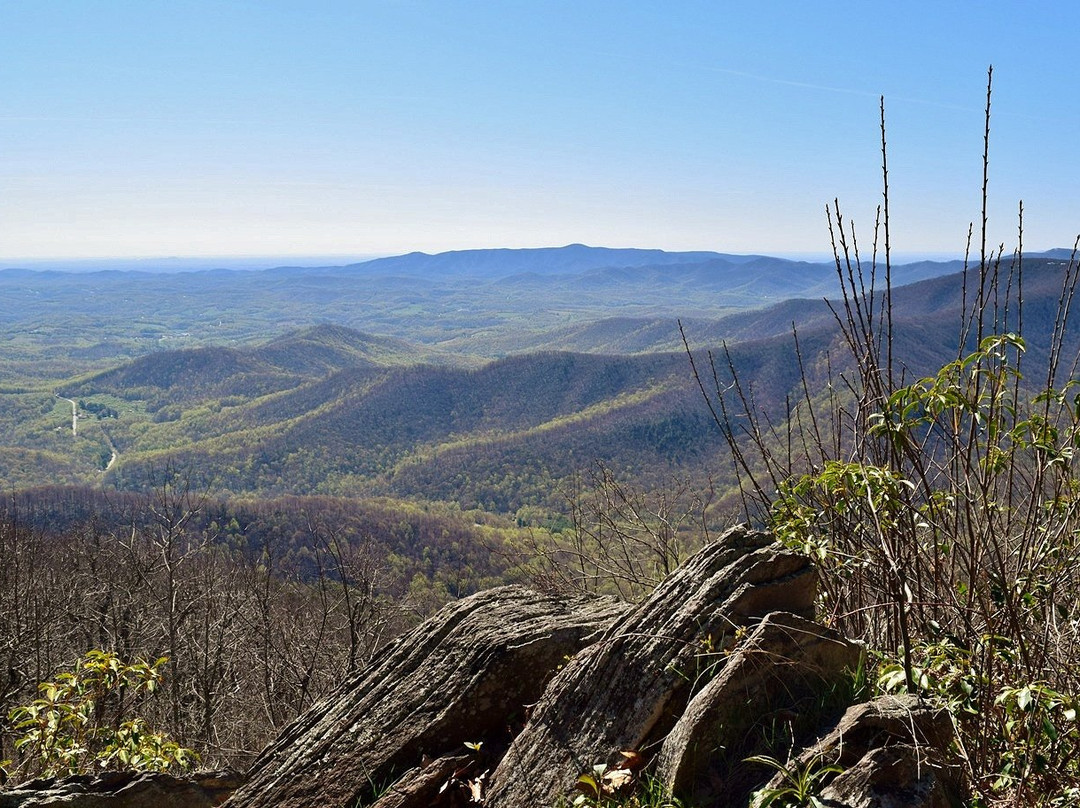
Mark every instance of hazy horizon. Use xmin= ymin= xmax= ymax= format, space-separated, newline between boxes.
xmin=0 ymin=244 xmax=1009 ymax=275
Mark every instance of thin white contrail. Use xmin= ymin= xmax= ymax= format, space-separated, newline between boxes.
xmin=701 ymin=65 xmax=981 ymax=113
xmin=587 ymin=47 xmax=982 ymax=114
xmin=703 ymin=66 xmax=880 ymax=99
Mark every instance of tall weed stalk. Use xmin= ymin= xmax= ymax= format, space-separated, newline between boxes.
xmin=686 ymin=67 xmax=1080 ymax=805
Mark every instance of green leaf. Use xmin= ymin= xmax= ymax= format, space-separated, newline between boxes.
xmin=1041 ymin=717 xmax=1058 ymax=742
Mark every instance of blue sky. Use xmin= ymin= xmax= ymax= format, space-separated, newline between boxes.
xmin=3 ymin=1 xmax=1079 ymax=260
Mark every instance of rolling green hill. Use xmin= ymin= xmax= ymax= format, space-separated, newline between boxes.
xmin=4 ymin=254 xmax=1077 ymax=518
xmin=0 ymin=245 xmax=970 ymax=383
xmin=60 ymin=324 xmax=443 ymax=406
xmin=99 ymin=347 xmax=719 ymax=509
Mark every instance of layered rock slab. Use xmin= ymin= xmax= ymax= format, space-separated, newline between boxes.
xmin=484 ymin=526 xmax=816 ymax=807
xmin=223 ymin=585 xmax=626 ymax=808
xmin=656 ymin=610 xmax=864 ymax=806
xmin=743 ymin=694 xmax=960 ymax=808
xmin=803 ymin=694 xmax=961 ymax=808
xmin=0 ymin=770 xmax=241 ymax=808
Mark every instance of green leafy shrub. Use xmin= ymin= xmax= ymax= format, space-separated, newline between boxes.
xmin=691 ymin=70 xmax=1080 ymax=805
xmin=6 ymin=650 xmax=198 ymax=778
xmin=765 ymin=299 xmax=1080 ymax=804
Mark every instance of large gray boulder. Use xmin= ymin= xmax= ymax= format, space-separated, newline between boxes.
xmin=223 ymin=585 xmax=627 ymax=808
xmin=484 ymin=526 xmax=817 ymax=807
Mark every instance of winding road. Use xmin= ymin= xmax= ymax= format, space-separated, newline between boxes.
xmin=55 ymin=394 xmax=120 ymax=471
xmin=101 ymin=429 xmax=119 ymax=471
xmin=57 ymin=394 xmax=78 ymax=436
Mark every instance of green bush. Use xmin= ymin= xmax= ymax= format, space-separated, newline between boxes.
xmin=5 ymin=650 xmax=198 ymax=779
xmin=694 ymin=70 xmax=1080 ymax=806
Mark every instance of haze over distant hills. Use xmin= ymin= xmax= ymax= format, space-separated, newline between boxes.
xmin=0 ymin=244 xmax=977 ymax=381
xmin=3 ymin=243 xmax=1077 ymax=506
xmin=4 ymin=243 xmax=1068 ymax=384
xmin=0 ymin=255 xmax=386 ymax=273
xmin=0 ymin=245 xmax=972 ymax=275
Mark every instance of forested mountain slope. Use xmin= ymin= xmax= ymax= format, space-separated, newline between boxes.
xmin=0 ymin=245 xmax=971 ymax=383
xmin=62 ymin=324 xmax=442 ymax=406
xmin=4 ymin=256 xmax=1076 ymax=510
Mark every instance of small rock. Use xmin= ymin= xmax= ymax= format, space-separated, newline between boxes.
xmin=819 ymin=744 xmax=955 ymax=808
xmin=752 ymin=695 xmax=963 ymax=808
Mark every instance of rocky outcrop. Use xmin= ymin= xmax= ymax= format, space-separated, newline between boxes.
xmin=771 ymin=694 xmax=963 ymax=808
xmin=484 ymin=526 xmax=816 ymax=807
xmin=224 ymin=585 xmax=627 ymax=808
xmin=71 ymin=525 xmax=956 ymax=808
xmin=0 ymin=770 xmax=241 ymax=808
xmin=3 ymin=529 xmax=960 ymax=808
xmin=655 ymin=611 xmax=864 ymax=807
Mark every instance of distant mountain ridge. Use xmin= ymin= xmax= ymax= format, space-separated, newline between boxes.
xmin=8 ymin=255 xmax=1080 ymax=506
xmin=5 ymin=244 xmax=1073 ymax=280
xmin=0 ymin=244 xmax=991 ymax=385
xmin=333 ymin=244 xmax=752 ymax=278
xmin=326 ymin=244 xmax=975 ymax=287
